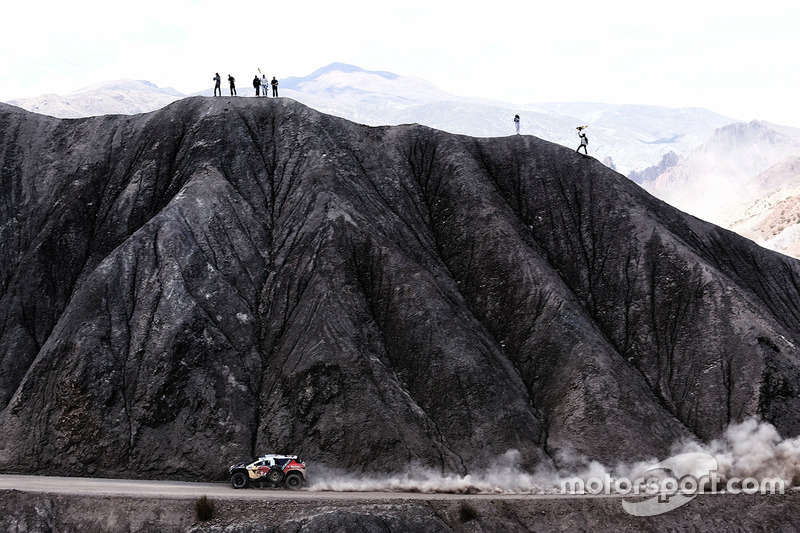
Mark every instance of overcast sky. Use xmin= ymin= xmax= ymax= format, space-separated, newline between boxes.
xmin=2 ymin=1 xmax=798 ymax=125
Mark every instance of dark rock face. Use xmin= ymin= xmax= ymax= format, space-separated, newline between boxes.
xmin=1 ymin=97 xmax=799 ymax=479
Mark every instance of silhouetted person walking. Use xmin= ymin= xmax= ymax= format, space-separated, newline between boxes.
xmin=228 ymin=74 xmax=237 ymax=96
xmin=271 ymin=76 xmax=279 ymax=97
xmin=576 ymin=126 xmax=588 ymax=155
xmin=253 ymin=75 xmax=261 ymax=96
xmin=213 ymin=73 xmax=221 ymax=96
xmin=514 ymin=114 xmax=520 ymax=135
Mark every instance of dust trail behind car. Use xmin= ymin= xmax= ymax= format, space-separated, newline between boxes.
xmin=305 ymin=419 xmax=800 ymax=494
xmin=307 ymin=449 xmax=566 ymax=494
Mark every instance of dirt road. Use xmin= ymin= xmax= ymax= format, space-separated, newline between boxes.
xmin=0 ymin=474 xmax=579 ymax=500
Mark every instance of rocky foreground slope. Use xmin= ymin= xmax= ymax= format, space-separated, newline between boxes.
xmin=4 ymin=490 xmax=800 ymax=532
xmin=1 ymin=97 xmax=799 ymax=480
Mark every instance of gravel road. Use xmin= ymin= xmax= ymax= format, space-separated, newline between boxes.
xmin=0 ymin=474 xmax=590 ymax=501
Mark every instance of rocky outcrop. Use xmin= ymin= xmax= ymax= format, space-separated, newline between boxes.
xmin=627 ymin=150 xmax=680 ymax=184
xmin=1 ymin=97 xmax=800 ymax=480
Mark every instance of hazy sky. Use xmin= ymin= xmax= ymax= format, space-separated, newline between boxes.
xmin=3 ymin=0 xmax=798 ymax=125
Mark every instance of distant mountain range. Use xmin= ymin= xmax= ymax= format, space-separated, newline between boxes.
xmin=717 ymin=154 xmax=800 ymax=258
xmin=6 ymin=63 xmax=735 ymax=175
xmin=631 ymin=121 xmax=800 ymax=257
xmin=633 ymin=121 xmax=800 ymax=218
xmin=6 ymin=62 xmax=800 ymax=258
xmin=7 ymin=79 xmax=183 ymax=118
xmin=276 ymin=63 xmax=737 ymax=176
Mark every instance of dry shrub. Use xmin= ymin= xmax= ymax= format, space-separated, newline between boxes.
xmin=458 ymin=502 xmax=479 ymax=523
xmin=196 ymin=495 xmax=214 ymax=522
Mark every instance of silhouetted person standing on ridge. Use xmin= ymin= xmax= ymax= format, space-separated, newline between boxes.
xmin=576 ymin=126 xmax=588 ymax=155
xmin=228 ymin=74 xmax=237 ymax=96
xmin=253 ymin=75 xmax=261 ymax=96
xmin=213 ymin=73 xmax=221 ymax=96
xmin=514 ymin=114 xmax=520 ymax=135
xmin=262 ymin=75 xmax=269 ymax=97
xmin=271 ymin=76 xmax=279 ymax=97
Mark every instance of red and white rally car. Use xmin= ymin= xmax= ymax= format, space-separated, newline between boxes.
xmin=229 ymin=454 xmax=306 ymax=490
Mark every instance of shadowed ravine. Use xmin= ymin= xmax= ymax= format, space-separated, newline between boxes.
xmin=1 ymin=96 xmax=799 ymax=480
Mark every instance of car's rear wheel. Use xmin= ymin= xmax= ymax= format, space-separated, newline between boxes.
xmin=285 ymin=472 xmax=303 ymax=490
xmin=231 ymin=472 xmax=249 ymax=489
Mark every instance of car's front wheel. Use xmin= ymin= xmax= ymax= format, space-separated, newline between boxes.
xmin=231 ymin=472 xmax=249 ymax=489
xmin=267 ymin=467 xmax=284 ymax=483
xmin=285 ymin=472 xmax=303 ymax=490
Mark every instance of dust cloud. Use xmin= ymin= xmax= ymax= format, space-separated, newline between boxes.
xmin=680 ymin=417 xmax=800 ymax=486
xmin=306 ymin=418 xmax=800 ymax=493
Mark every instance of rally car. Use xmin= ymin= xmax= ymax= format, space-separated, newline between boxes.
xmin=229 ymin=454 xmax=306 ymax=490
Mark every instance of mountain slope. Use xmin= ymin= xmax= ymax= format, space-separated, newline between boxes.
xmin=1 ymin=98 xmax=799 ymax=480
xmin=723 ymin=157 xmax=800 ymax=255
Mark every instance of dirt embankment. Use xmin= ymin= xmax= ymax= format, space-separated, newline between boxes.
xmin=3 ymin=489 xmax=800 ymax=532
